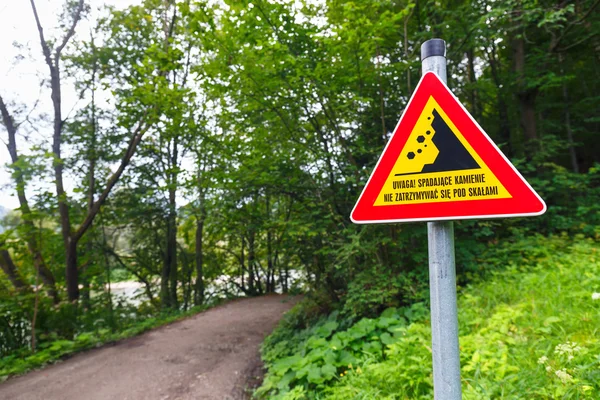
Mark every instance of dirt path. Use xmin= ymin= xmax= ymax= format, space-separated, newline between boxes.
xmin=0 ymin=295 xmax=298 ymax=400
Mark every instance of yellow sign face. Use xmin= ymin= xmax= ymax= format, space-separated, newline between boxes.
xmin=374 ymin=97 xmax=511 ymax=206
xmin=352 ymin=72 xmax=546 ymax=224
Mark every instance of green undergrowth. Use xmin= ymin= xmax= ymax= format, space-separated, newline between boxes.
xmin=0 ymin=302 xmax=218 ymax=381
xmin=257 ymin=236 xmax=600 ymax=399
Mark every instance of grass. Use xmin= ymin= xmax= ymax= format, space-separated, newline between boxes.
xmin=259 ymin=236 xmax=600 ymax=399
xmin=327 ymin=237 xmax=600 ymax=399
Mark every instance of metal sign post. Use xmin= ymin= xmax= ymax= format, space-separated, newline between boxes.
xmin=421 ymin=39 xmax=462 ymax=400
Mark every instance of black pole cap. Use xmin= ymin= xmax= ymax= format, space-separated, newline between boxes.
xmin=421 ymin=39 xmax=446 ymax=61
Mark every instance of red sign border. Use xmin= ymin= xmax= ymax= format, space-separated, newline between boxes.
xmin=351 ymin=72 xmax=546 ymax=224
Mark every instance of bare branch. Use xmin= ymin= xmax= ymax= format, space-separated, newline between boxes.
xmin=549 ymin=0 xmax=600 ymax=52
xmin=0 ymin=94 xmax=18 ymax=143
xmin=0 ymin=248 xmax=29 ymax=291
xmin=557 ymin=32 xmax=599 ymax=52
xmin=29 ymin=0 xmax=54 ymax=69
xmin=74 ymin=116 xmax=150 ymax=242
xmin=19 ymin=82 xmax=44 ymax=130
xmin=55 ymin=0 xmax=86 ymax=58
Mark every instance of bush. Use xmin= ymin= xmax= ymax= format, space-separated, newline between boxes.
xmin=257 ymin=302 xmax=428 ymax=399
xmin=341 ymin=269 xmax=427 ymax=320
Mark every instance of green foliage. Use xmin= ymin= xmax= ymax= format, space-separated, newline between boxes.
xmin=322 ymin=322 xmax=434 ymax=400
xmin=257 ymin=302 xmax=428 ymax=398
xmin=457 ymin=239 xmax=600 ymax=399
xmin=0 ymin=291 xmax=34 ymax=356
xmin=262 ymin=293 xmax=340 ymax=366
xmin=258 ymin=237 xmax=600 ymax=399
xmin=109 ymin=268 xmax=133 ymax=282
xmin=342 ymin=269 xmax=427 ymax=320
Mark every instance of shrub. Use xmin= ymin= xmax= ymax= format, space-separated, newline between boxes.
xmin=258 ymin=237 xmax=600 ymax=399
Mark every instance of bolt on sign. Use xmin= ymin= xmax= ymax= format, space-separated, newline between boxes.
xmin=351 ymin=72 xmax=546 ymax=224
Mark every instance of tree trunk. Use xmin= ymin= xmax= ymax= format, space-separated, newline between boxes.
xmin=168 ymin=134 xmax=179 ymax=308
xmin=161 ymin=249 xmax=171 ymax=308
xmin=404 ymin=7 xmax=414 ymax=94
xmin=518 ymin=89 xmax=538 ymax=142
xmin=167 ymin=197 xmax=178 ymax=308
xmin=240 ymin=236 xmax=246 ymax=292
xmin=266 ymin=195 xmax=274 ymax=293
xmin=284 ymin=262 xmax=290 ymax=293
xmin=194 ymin=217 xmax=205 ymax=306
xmin=247 ymin=232 xmax=257 ymax=295
xmin=559 ymin=53 xmax=579 ymax=173
xmin=30 ymin=0 xmax=83 ymax=301
xmin=278 ymin=253 xmax=290 ymax=294
xmin=513 ymin=34 xmax=538 ymax=142
xmin=181 ymin=249 xmax=192 ymax=311
xmin=466 ymin=48 xmax=480 ymax=119
xmin=562 ymin=82 xmax=578 ymax=172
xmin=277 ymin=258 xmax=284 ymax=293
xmin=66 ymin=238 xmax=80 ymax=301
xmin=47 ymin=41 xmax=77 ymax=302
xmin=160 ymin=212 xmax=177 ymax=308
xmin=82 ymin=63 xmax=98 ymax=309
xmin=0 ymin=249 xmax=28 ymax=290
xmin=487 ymin=42 xmax=513 ymax=156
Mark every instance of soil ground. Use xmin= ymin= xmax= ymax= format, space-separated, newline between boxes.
xmin=0 ymin=295 xmax=298 ymax=400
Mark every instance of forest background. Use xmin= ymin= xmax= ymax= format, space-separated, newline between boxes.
xmin=0 ymin=0 xmax=599 ymax=394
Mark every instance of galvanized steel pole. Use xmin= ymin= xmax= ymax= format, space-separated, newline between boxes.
xmin=421 ymin=39 xmax=462 ymax=400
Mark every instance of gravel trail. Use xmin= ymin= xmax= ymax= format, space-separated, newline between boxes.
xmin=0 ymin=295 xmax=298 ymax=400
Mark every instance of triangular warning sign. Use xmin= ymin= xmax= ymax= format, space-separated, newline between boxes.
xmin=351 ymin=72 xmax=546 ymax=224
